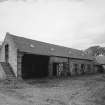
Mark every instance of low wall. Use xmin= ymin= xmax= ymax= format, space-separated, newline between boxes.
xmin=0 ymin=63 xmax=6 ymax=80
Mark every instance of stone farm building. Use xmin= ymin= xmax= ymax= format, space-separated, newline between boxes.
xmin=0 ymin=33 xmax=96 ymax=80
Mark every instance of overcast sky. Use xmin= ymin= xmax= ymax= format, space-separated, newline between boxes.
xmin=0 ymin=0 xmax=105 ymax=50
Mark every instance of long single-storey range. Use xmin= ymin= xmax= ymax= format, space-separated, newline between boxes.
xmin=0 ymin=32 xmax=96 ymax=80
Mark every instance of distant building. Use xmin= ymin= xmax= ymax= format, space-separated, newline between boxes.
xmin=96 ymin=54 xmax=105 ymax=65
xmin=94 ymin=54 xmax=105 ymax=72
xmin=0 ymin=32 xmax=96 ymax=80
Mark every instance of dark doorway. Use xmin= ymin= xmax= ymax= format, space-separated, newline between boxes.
xmin=74 ymin=64 xmax=78 ymax=75
xmin=81 ymin=64 xmax=85 ymax=74
xmin=21 ymin=54 xmax=49 ymax=79
xmin=53 ymin=63 xmax=59 ymax=76
xmin=5 ymin=44 xmax=9 ymax=63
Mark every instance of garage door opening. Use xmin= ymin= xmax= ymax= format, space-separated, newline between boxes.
xmin=21 ymin=54 xmax=49 ymax=79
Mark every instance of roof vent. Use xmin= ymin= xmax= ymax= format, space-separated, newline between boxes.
xmin=51 ymin=48 xmax=55 ymax=51
xmin=30 ymin=44 xmax=35 ymax=48
xmin=81 ymin=53 xmax=85 ymax=56
xmin=84 ymin=52 xmax=88 ymax=54
xmin=68 ymin=51 xmax=71 ymax=54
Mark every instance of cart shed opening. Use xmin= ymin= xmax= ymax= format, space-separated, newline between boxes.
xmin=21 ymin=54 xmax=49 ymax=79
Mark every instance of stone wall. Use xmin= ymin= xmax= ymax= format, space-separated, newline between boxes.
xmin=49 ymin=56 xmax=69 ymax=77
xmin=69 ymin=58 xmax=94 ymax=76
xmin=48 ymin=56 xmax=95 ymax=78
xmin=16 ymin=54 xmax=95 ymax=79
xmin=0 ymin=34 xmax=18 ymax=77
xmin=17 ymin=51 xmax=24 ymax=80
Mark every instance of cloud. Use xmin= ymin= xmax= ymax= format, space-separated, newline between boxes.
xmin=0 ymin=0 xmax=86 ymax=3
xmin=0 ymin=0 xmax=105 ymax=50
xmin=0 ymin=0 xmax=8 ymax=2
xmin=92 ymin=33 xmax=105 ymax=44
xmin=0 ymin=0 xmax=36 ymax=3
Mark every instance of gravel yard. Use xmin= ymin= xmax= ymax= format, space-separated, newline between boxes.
xmin=0 ymin=74 xmax=105 ymax=105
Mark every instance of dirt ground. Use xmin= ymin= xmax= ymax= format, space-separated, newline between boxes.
xmin=0 ymin=74 xmax=105 ymax=105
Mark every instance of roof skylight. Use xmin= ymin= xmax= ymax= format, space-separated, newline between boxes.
xmin=68 ymin=51 xmax=71 ymax=54
xmin=30 ymin=44 xmax=35 ymax=48
xmin=51 ymin=48 xmax=55 ymax=51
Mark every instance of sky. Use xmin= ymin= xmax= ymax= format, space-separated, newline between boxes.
xmin=0 ymin=0 xmax=105 ymax=50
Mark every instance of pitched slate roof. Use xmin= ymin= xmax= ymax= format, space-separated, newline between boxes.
xmin=7 ymin=33 xmax=94 ymax=60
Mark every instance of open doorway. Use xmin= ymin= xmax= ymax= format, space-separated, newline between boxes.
xmin=52 ymin=63 xmax=64 ymax=77
xmin=53 ymin=63 xmax=59 ymax=76
xmin=81 ymin=64 xmax=85 ymax=74
xmin=5 ymin=44 xmax=9 ymax=63
xmin=21 ymin=54 xmax=49 ymax=79
xmin=74 ymin=64 xmax=78 ymax=75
